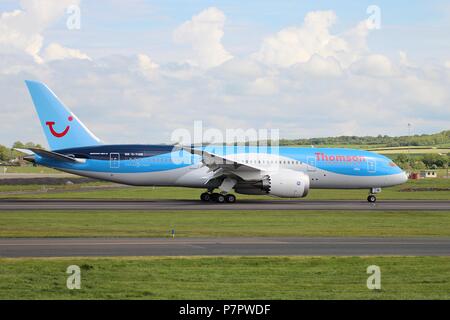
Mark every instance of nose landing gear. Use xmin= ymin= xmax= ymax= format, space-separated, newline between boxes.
xmin=200 ymin=192 xmax=236 ymax=203
xmin=367 ymin=187 xmax=381 ymax=203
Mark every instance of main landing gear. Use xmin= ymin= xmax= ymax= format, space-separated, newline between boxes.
xmin=200 ymin=192 xmax=236 ymax=203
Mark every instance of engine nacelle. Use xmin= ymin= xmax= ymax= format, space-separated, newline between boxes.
xmin=262 ymin=169 xmax=310 ymax=198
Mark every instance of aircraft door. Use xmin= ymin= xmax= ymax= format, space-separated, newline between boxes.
xmin=307 ymin=156 xmax=316 ymax=172
xmin=110 ymin=153 xmax=120 ymax=169
xmin=367 ymin=159 xmax=376 ymax=173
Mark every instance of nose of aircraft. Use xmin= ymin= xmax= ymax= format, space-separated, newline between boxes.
xmin=399 ymin=171 xmax=408 ymax=184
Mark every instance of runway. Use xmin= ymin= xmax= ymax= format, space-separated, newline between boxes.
xmin=1 ymin=237 xmax=449 ymax=257
xmin=0 ymin=199 xmax=449 ymax=211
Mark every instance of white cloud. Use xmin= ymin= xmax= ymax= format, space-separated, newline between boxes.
xmin=0 ymin=8 xmax=43 ymax=62
xmin=136 ymin=53 xmax=159 ymax=79
xmin=247 ymin=77 xmax=278 ymax=95
xmin=338 ymin=21 xmax=370 ymax=66
xmin=399 ymin=51 xmax=415 ymax=68
xmin=213 ymin=58 xmax=264 ymax=79
xmin=138 ymin=53 xmax=159 ymax=71
xmin=253 ymin=11 xmax=348 ymax=68
xmin=397 ymin=76 xmax=448 ymax=108
xmin=0 ymin=0 xmax=85 ymax=63
xmin=18 ymin=0 xmax=76 ymax=26
xmin=293 ymin=54 xmax=343 ymax=77
xmin=253 ymin=11 xmax=374 ymax=71
xmin=43 ymin=43 xmax=91 ymax=62
xmin=173 ymin=7 xmax=233 ymax=68
xmin=350 ymin=54 xmax=395 ymax=77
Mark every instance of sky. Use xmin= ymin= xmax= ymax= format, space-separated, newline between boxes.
xmin=0 ymin=0 xmax=450 ymax=147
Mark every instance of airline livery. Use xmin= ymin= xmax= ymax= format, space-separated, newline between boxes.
xmin=19 ymin=80 xmax=408 ymax=203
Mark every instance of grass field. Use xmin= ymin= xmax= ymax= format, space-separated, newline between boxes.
xmin=1 ymin=177 xmax=449 ymax=199
xmin=0 ymin=256 xmax=449 ymax=299
xmin=1 ymin=210 xmax=449 ymax=238
xmin=436 ymin=169 xmax=450 ymax=177
xmin=0 ymin=182 xmax=109 ymax=193
xmin=1 ymin=166 xmax=61 ymax=174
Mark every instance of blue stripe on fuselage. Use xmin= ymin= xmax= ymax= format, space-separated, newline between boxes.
xmin=35 ymin=145 xmax=402 ymax=176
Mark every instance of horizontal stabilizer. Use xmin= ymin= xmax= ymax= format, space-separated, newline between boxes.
xmin=19 ymin=148 xmax=81 ymax=163
xmin=14 ymin=148 xmax=35 ymax=156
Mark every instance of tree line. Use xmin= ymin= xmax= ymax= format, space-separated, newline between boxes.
xmin=0 ymin=141 xmax=43 ymax=162
xmin=279 ymin=130 xmax=450 ymax=147
xmin=392 ymin=153 xmax=449 ymax=170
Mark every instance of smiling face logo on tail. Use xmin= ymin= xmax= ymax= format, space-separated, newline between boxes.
xmin=46 ymin=116 xmax=73 ymax=138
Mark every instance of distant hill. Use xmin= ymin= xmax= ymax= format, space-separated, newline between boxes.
xmin=279 ymin=130 xmax=450 ymax=148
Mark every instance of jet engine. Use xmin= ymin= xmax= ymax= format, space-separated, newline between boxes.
xmin=235 ymin=169 xmax=310 ymax=198
xmin=261 ymin=169 xmax=310 ymax=198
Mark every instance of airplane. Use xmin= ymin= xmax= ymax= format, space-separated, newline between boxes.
xmin=17 ymin=80 xmax=408 ymax=203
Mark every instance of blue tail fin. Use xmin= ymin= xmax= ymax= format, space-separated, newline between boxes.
xmin=25 ymin=80 xmax=102 ymax=151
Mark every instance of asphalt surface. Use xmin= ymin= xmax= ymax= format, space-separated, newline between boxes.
xmin=0 ymin=237 xmax=449 ymax=257
xmin=0 ymin=199 xmax=449 ymax=211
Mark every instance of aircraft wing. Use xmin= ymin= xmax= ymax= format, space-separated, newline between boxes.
xmin=180 ymin=145 xmax=264 ymax=183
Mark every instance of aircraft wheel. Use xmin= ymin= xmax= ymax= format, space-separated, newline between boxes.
xmin=367 ymin=195 xmax=376 ymax=203
xmin=225 ymin=194 xmax=236 ymax=203
xmin=200 ymin=192 xmax=211 ymax=202
xmin=216 ymin=194 xmax=226 ymax=203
